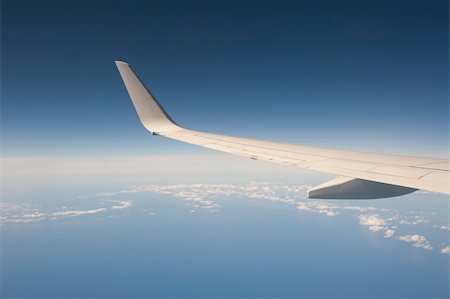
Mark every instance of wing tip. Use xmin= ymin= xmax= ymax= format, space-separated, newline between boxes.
xmin=115 ymin=60 xmax=129 ymax=66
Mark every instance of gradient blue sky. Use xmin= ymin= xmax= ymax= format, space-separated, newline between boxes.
xmin=1 ymin=2 xmax=449 ymax=298
xmin=1 ymin=0 xmax=448 ymax=157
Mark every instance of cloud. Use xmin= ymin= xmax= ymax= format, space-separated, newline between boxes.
xmin=3 ymin=181 xmax=447 ymax=254
xmin=1 ymin=197 xmax=137 ymax=224
xmin=52 ymin=208 xmax=107 ymax=217
xmin=0 ymin=203 xmax=46 ymax=223
xmin=398 ymin=235 xmax=433 ymax=250
xmin=399 ymin=216 xmax=429 ymax=225
xmin=296 ymin=202 xmax=338 ymax=216
xmin=114 ymin=182 xmax=447 ymax=253
xmin=357 ymin=215 xmax=435 ymax=252
xmin=384 ymin=229 xmax=395 ymax=238
xmin=111 ymin=200 xmax=133 ymax=209
xmin=441 ymin=246 xmax=450 ymax=254
xmin=128 ymin=182 xmax=311 ymax=211
xmin=22 ymin=212 xmax=46 ymax=218
xmin=359 ymin=214 xmax=386 ymax=226
xmin=1 ymin=211 xmax=47 ymax=223
xmin=359 ymin=214 xmax=387 ymax=232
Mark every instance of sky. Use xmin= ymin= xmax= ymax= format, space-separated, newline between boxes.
xmin=1 ymin=1 xmax=449 ymax=298
xmin=1 ymin=0 xmax=448 ymax=157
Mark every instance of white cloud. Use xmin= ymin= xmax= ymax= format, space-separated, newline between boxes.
xmin=320 ymin=210 xmax=337 ymax=217
xmin=52 ymin=208 xmax=106 ymax=217
xmin=316 ymin=204 xmax=338 ymax=216
xmin=132 ymin=182 xmax=312 ymax=212
xmin=295 ymin=201 xmax=339 ymax=217
xmin=111 ymin=200 xmax=133 ymax=209
xmin=0 ymin=203 xmax=46 ymax=223
xmin=118 ymin=182 xmax=446 ymax=254
xmin=398 ymin=234 xmax=433 ymax=250
xmin=439 ymin=224 xmax=450 ymax=230
xmin=1 ymin=197 xmax=138 ymax=224
xmin=2 ymin=215 xmax=46 ymax=223
xmin=441 ymin=246 xmax=450 ymax=254
xmin=2 ymin=181 xmax=447 ymax=255
xmin=22 ymin=212 xmax=46 ymax=218
xmin=399 ymin=216 xmax=429 ymax=225
xmin=384 ymin=229 xmax=395 ymax=238
xmin=359 ymin=214 xmax=387 ymax=232
xmin=359 ymin=214 xmax=386 ymax=226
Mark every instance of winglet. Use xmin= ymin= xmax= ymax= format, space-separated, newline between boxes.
xmin=115 ymin=61 xmax=181 ymax=134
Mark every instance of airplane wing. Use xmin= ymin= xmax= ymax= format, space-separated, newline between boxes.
xmin=115 ymin=61 xmax=449 ymax=199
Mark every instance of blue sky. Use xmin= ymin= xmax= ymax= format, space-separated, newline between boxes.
xmin=1 ymin=0 xmax=448 ymax=157
xmin=1 ymin=1 xmax=449 ymax=298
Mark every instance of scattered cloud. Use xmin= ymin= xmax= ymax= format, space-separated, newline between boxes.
xmin=359 ymin=214 xmax=387 ymax=232
xmin=2 ymin=181 xmax=447 ymax=254
xmin=441 ymin=246 xmax=450 ymax=254
xmin=399 ymin=216 xmax=429 ymax=225
xmin=384 ymin=229 xmax=395 ymax=238
xmin=398 ymin=235 xmax=433 ymax=250
xmin=296 ymin=202 xmax=338 ymax=216
xmin=116 ymin=182 xmax=446 ymax=253
xmin=1 ymin=199 xmax=133 ymax=223
xmin=123 ymin=182 xmax=311 ymax=211
xmin=52 ymin=208 xmax=107 ymax=217
xmin=0 ymin=203 xmax=46 ymax=223
xmin=111 ymin=200 xmax=133 ymax=209
xmin=104 ymin=182 xmax=448 ymax=253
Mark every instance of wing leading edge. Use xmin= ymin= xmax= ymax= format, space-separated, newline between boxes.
xmin=115 ymin=61 xmax=449 ymax=199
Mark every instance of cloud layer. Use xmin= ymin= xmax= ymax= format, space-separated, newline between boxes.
xmin=124 ymin=182 xmax=447 ymax=254
xmin=2 ymin=181 xmax=448 ymax=254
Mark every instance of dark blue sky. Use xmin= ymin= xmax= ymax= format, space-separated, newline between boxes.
xmin=2 ymin=0 xmax=448 ymax=157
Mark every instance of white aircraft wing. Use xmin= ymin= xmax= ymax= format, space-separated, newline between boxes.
xmin=115 ymin=61 xmax=449 ymax=199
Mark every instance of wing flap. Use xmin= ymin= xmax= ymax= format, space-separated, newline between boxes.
xmin=308 ymin=176 xmax=417 ymax=199
xmin=413 ymin=162 xmax=449 ymax=171
xmin=368 ymin=165 xmax=432 ymax=179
